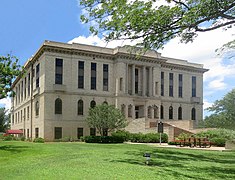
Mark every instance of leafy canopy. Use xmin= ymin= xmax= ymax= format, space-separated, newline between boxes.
xmin=80 ymin=0 xmax=235 ymax=49
xmin=200 ymin=89 xmax=235 ymax=129
xmin=0 ymin=107 xmax=10 ymax=132
xmin=86 ymin=104 xmax=127 ymax=136
xmin=0 ymin=54 xmax=21 ymax=99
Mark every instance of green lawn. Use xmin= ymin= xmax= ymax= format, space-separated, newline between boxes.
xmin=0 ymin=141 xmax=235 ymax=180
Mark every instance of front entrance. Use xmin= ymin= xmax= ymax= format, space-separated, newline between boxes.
xmin=135 ymin=105 xmax=144 ymax=119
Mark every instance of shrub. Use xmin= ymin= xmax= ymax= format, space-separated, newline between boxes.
xmin=2 ymin=135 xmax=14 ymax=141
xmin=168 ymin=141 xmax=181 ymax=145
xmin=196 ymin=129 xmax=235 ymax=147
xmin=210 ymin=137 xmax=226 ymax=147
xmin=83 ymin=135 xmax=125 ymax=143
xmin=111 ymin=130 xmax=131 ymax=142
xmin=84 ymin=136 xmax=101 ymax=143
xmin=20 ymin=136 xmax=26 ymax=141
xmin=33 ymin=137 xmax=45 ymax=143
xmin=129 ymin=133 xmax=168 ymax=143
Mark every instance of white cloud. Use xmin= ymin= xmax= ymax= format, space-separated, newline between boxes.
xmin=68 ymin=35 xmax=140 ymax=48
xmin=68 ymin=26 xmax=235 ymax=98
xmin=208 ymin=78 xmax=227 ymax=90
xmin=0 ymin=97 xmax=11 ymax=112
xmin=203 ymin=99 xmax=213 ymax=110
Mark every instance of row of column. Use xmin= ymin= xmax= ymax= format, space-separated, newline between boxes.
xmin=126 ymin=64 xmax=153 ymax=97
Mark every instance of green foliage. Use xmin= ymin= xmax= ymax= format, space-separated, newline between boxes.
xmin=210 ymin=137 xmax=226 ymax=147
xmin=86 ymin=104 xmax=127 ymax=136
xmin=80 ymin=0 xmax=235 ymax=49
xmin=129 ymin=133 xmax=168 ymax=143
xmin=111 ymin=130 xmax=131 ymax=141
xmin=196 ymin=129 xmax=235 ymax=147
xmin=0 ymin=107 xmax=10 ymax=132
xmin=0 ymin=54 xmax=21 ymax=99
xmin=83 ymin=135 xmax=125 ymax=143
xmin=33 ymin=137 xmax=45 ymax=143
xmin=177 ymin=132 xmax=191 ymax=140
xmin=2 ymin=134 xmax=14 ymax=141
xmin=202 ymin=88 xmax=235 ymax=129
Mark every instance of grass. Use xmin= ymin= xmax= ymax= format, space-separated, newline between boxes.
xmin=0 ymin=141 xmax=235 ymax=180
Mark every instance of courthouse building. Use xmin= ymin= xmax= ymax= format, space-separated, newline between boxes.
xmin=11 ymin=40 xmax=208 ymax=141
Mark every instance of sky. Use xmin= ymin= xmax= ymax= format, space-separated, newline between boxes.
xmin=0 ymin=0 xmax=234 ymax=117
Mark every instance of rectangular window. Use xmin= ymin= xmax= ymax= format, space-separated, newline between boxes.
xmin=27 ymin=106 xmax=29 ymax=120
xmin=28 ymin=73 xmax=30 ymax=97
xmin=78 ymin=61 xmax=84 ymax=88
xmin=161 ymin=72 xmax=164 ymax=96
xmin=55 ymin=58 xmax=63 ymax=84
xmin=54 ymin=127 xmax=62 ymax=139
xmin=77 ymin=128 xmax=84 ymax=139
xmin=24 ymin=77 xmax=26 ymax=99
xmin=91 ymin=63 xmax=96 ymax=90
xmin=178 ymin=74 xmax=183 ymax=98
xmin=135 ymin=68 xmax=138 ymax=94
xmin=169 ymin=73 xmax=174 ymax=97
xmin=24 ymin=108 xmax=26 ymax=121
xmin=119 ymin=78 xmax=123 ymax=91
xmin=15 ymin=87 xmax=18 ymax=105
xmin=27 ymin=129 xmax=29 ymax=138
xmin=35 ymin=128 xmax=39 ymax=138
xmin=36 ymin=64 xmax=40 ymax=88
xmin=21 ymin=81 xmax=23 ymax=100
xmin=192 ymin=76 xmax=196 ymax=97
xmin=90 ymin=128 xmax=96 ymax=136
xmin=103 ymin=64 xmax=109 ymax=91
xmin=21 ymin=110 xmax=22 ymax=122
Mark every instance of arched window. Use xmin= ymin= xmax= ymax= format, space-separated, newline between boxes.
xmin=178 ymin=107 xmax=182 ymax=120
xmin=55 ymin=98 xmax=62 ymax=114
xmin=153 ymin=106 xmax=158 ymax=119
xmin=90 ymin=100 xmax=96 ymax=108
xmin=160 ymin=105 xmax=164 ymax=119
xmin=121 ymin=104 xmax=125 ymax=116
xmin=77 ymin=100 xmax=83 ymax=115
xmin=35 ymin=101 xmax=39 ymax=116
xmin=103 ymin=101 xmax=108 ymax=105
xmin=191 ymin=108 xmax=196 ymax=120
xmin=147 ymin=106 xmax=152 ymax=119
xmin=169 ymin=106 xmax=173 ymax=119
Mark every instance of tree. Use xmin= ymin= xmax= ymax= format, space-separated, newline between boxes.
xmin=0 ymin=107 xmax=10 ymax=132
xmin=0 ymin=54 xmax=21 ymax=99
xmin=200 ymin=89 xmax=235 ymax=129
xmin=86 ymin=104 xmax=127 ymax=136
xmin=80 ymin=0 xmax=235 ymax=49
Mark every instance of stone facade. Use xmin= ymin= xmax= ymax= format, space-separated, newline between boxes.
xmin=11 ymin=40 xmax=208 ymax=141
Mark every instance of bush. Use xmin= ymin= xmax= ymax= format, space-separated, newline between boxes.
xmin=210 ymin=137 xmax=226 ymax=147
xmin=21 ymin=136 xmax=26 ymax=141
xmin=129 ymin=133 xmax=168 ymax=143
xmin=196 ymin=129 xmax=235 ymax=147
xmin=111 ymin=130 xmax=131 ymax=142
xmin=168 ymin=141 xmax=181 ymax=145
xmin=83 ymin=135 xmax=125 ymax=143
xmin=2 ymin=135 xmax=14 ymax=141
xmin=33 ymin=137 xmax=45 ymax=143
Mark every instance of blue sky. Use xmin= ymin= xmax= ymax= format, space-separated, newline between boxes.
xmin=0 ymin=0 xmax=235 ymax=117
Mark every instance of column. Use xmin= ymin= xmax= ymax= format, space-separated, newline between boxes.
xmin=126 ymin=63 xmax=129 ymax=94
xmin=142 ymin=66 xmax=146 ymax=96
xmin=149 ymin=67 xmax=153 ymax=96
xmin=132 ymin=64 xmax=135 ymax=95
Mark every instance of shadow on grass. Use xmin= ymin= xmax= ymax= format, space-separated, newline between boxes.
xmin=0 ymin=145 xmax=29 ymax=153
xmin=110 ymin=147 xmax=235 ymax=179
